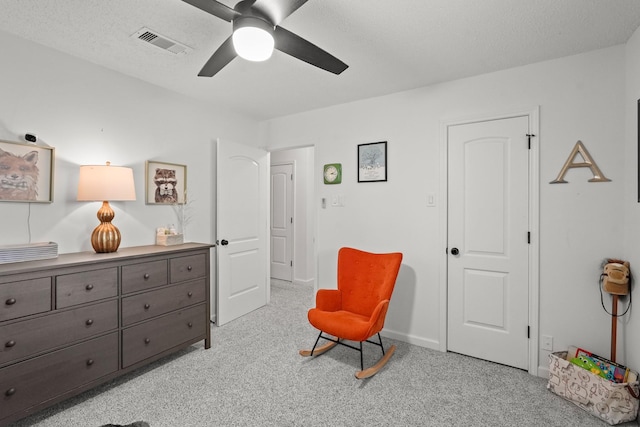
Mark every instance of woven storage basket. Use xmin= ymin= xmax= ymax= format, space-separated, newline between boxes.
xmin=547 ymin=351 xmax=639 ymax=425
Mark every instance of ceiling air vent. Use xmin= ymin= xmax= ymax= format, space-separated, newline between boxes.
xmin=131 ymin=27 xmax=192 ymax=55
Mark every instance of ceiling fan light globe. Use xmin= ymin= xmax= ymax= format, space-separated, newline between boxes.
xmin=232 ymin=26 xmax=274 ymax=62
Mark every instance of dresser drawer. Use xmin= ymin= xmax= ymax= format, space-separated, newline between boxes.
xmin=0 ymin=300 xmax=118 ymax=366
xmin=122 ymin=259 xmax=168 ymax=294
xmin=56 ymin=268 xmax=117 ymax=308
xmin=170 ymin=253 xmax=206 ymax=283
xmin=0 ymin=332 xmax=118 ymax=419
xmin=122 ymin=304 xmax=206 ymax=368
xmin=122 ymin=279 xmax=207 ymax=326
xmin=0 ymin=277 xmax=51 ymax=322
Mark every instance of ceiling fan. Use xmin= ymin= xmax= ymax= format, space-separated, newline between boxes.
xmin=182 ymin=0 xmax=348 ymax=77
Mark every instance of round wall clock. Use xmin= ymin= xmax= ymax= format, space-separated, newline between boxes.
xmin=323 ymin=163 xmax=342 ymax=184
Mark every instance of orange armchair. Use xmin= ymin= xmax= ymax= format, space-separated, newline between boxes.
xmin=300 ymin=247 xmax=403 ymax=379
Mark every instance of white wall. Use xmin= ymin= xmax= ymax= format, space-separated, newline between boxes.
xmin=263 ymin=46 xmax=627 ymax=374
xmin=1 ymin=25 xmax=636 ymax=376
xmin=623 ymin=27 xmax=640 ymax=371
xmin=270 ymin=146 xmax=315 ymax=285
xmin=0 ymin=30 xmax=260 ymax=254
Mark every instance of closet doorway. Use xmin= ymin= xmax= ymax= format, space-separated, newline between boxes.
xmin=270 ymin=147 xmax=316 ymax=287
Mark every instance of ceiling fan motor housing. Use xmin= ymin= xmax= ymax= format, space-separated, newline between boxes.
xmin=232 ymin=14 xmax=274 ymax=34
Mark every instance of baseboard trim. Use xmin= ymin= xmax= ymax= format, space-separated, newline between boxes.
xmin=381 ymin=328 xmax=441 ymax=351
xmin=293 ymin=278 xmax=314 ymax=286
xmin=537 ymin=366 xmax=550 ymax=379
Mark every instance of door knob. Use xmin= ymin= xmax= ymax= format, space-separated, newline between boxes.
xmin=221 ymin=239 xmax=229 ymax=246
xmin=450 ymin=247 xmax=459 ymax=255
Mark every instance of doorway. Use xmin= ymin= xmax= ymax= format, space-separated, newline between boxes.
xmin=270 ymin=147 xmax=316 ymax=288
xmin=443 ymin=110 xmax=539 ymax=373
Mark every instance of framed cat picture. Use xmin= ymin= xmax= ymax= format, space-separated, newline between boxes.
xmin=0 ymin=139 xmax=55 ymax=203
xmin=145 ymin=160 xmax=187 ymax=205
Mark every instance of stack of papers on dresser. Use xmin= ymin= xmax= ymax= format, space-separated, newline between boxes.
xmin=0 ymin=242 xmax=58 ymax=264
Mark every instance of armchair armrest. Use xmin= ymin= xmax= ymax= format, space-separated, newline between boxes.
xmin=365 ymin=299 xmax=390 ymax=338
xmin=315 ymin=289 xmax=342 ymax=311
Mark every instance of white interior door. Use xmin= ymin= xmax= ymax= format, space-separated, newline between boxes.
xmin=216 ymin=139 xmax=269 ymax=326
xmin=447 ymin=116 xmax=530 ymax=370
xmin=270 ymin=163 xmax=293 ymax=281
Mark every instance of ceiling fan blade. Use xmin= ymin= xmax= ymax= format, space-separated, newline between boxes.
xmin=198 ymin=36 xmax=237 ymax=77
xmin=182 ymin=0 xmax=239 ymax=22
xmin=274 ymin=26 xmax=348 ymax=74
xmin=252 ymin=0 xmax=308 ymax=25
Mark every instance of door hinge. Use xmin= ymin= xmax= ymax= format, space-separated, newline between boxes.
xmin=290 ymin=260 xmax=293 ymax=267
xmin=290 ymin=217 xmax=293 ymax=224
xmin=526 ymin=134 xmax=535 ymax=149
xmin=527 ymin=232 xmax=531 ymax=244
xmin=291 ymin=174 xmax=293 ymax=180
xmin=527 ymin=325 xmax=530 ymax=339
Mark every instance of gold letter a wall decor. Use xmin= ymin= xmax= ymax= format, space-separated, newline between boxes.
xmin=550 ymin=140 xmax=611 ymax=184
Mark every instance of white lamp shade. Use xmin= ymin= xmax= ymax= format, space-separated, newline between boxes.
xmin=232 ymin=26 xmax=274 ymax=61
xmin=77 ymin=164 xmax=136 ymax=201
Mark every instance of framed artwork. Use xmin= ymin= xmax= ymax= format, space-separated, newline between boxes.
xmin=0 ymin=140 xmax=54 ymax=203
xmin=358 ymin=141 xmax=387 ymax=183
xmin=145 ymin=160 xmax=187 ymax=205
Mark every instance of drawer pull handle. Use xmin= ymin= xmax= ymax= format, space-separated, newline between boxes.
xmin=5 ymin=298 xmax=16 ymax=306
xmin=5 ymin=340 xmax=16 ymax=348
xmin=86 ymin=359 xmax=94 ymax=366
xmin=85 ymin=284 xmax=94 ymax=291
xmin=144 ymin=303 xmax=151 ymax=310
xmin=187 ymin=265 xmax=192 ymax=271
xmin=143 ymin=273 xmax=150 ymax=280
xmin=187 ymin=292 xmax=193 ymax=297
xmin=5 ymin=388 xmax=16 ymax=397
xmin=187 ymin=322 xmax=193 ymax=328
xmin=144 ymin=338 xmax=151 ymax=344
xmin=86 ymin=319 xmax=94 ymax=326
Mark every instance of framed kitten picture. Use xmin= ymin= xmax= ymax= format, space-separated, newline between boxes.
xmin=145 ymin=160 xmax=187 ymax=205
xmin=0 ymin=139 xmax=55 ymax=203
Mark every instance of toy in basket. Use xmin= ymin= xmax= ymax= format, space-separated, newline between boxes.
xmin=548 ymin=348 xmax=640 ymax=425
xmin=570 ymin=348 xmax=630 ymax=383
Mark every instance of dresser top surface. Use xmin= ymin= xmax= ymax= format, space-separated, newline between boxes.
xmin=0 ymin=243 xmax=214 ymax=275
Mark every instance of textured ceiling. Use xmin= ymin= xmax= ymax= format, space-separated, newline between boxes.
xmin=1 ymin=0 xmax=640 ymax=120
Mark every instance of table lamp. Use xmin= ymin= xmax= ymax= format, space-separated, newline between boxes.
xmin=77 ymin=162 xmax=136 ymax=253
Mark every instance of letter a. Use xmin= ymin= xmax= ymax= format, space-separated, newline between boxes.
xmin=550 ymin=140 xmax=611 ymax=184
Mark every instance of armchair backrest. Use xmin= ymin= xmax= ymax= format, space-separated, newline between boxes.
xmin=337 ymin=247 xmax=403 ymax=318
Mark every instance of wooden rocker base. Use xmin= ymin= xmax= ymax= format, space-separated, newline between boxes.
xmin=300 ymin=334 xmax=395 ymax=379
xmin=299 ymin=341 xmax=337 ymax=357
xmin=355 ymin=344 xmax=396 ymax=379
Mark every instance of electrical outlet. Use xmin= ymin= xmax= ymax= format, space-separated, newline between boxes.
xmin=542 ymin=335 xmax=553 ymax=351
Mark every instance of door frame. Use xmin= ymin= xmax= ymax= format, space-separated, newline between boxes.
xmin=268 ymin=145 xmax=317 ymax=289
xmin=438 ymin=107 xmax=540 ymax=375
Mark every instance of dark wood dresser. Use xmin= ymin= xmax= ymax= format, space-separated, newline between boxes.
xmin=0 ymin=243 xmax=212 ymax=426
